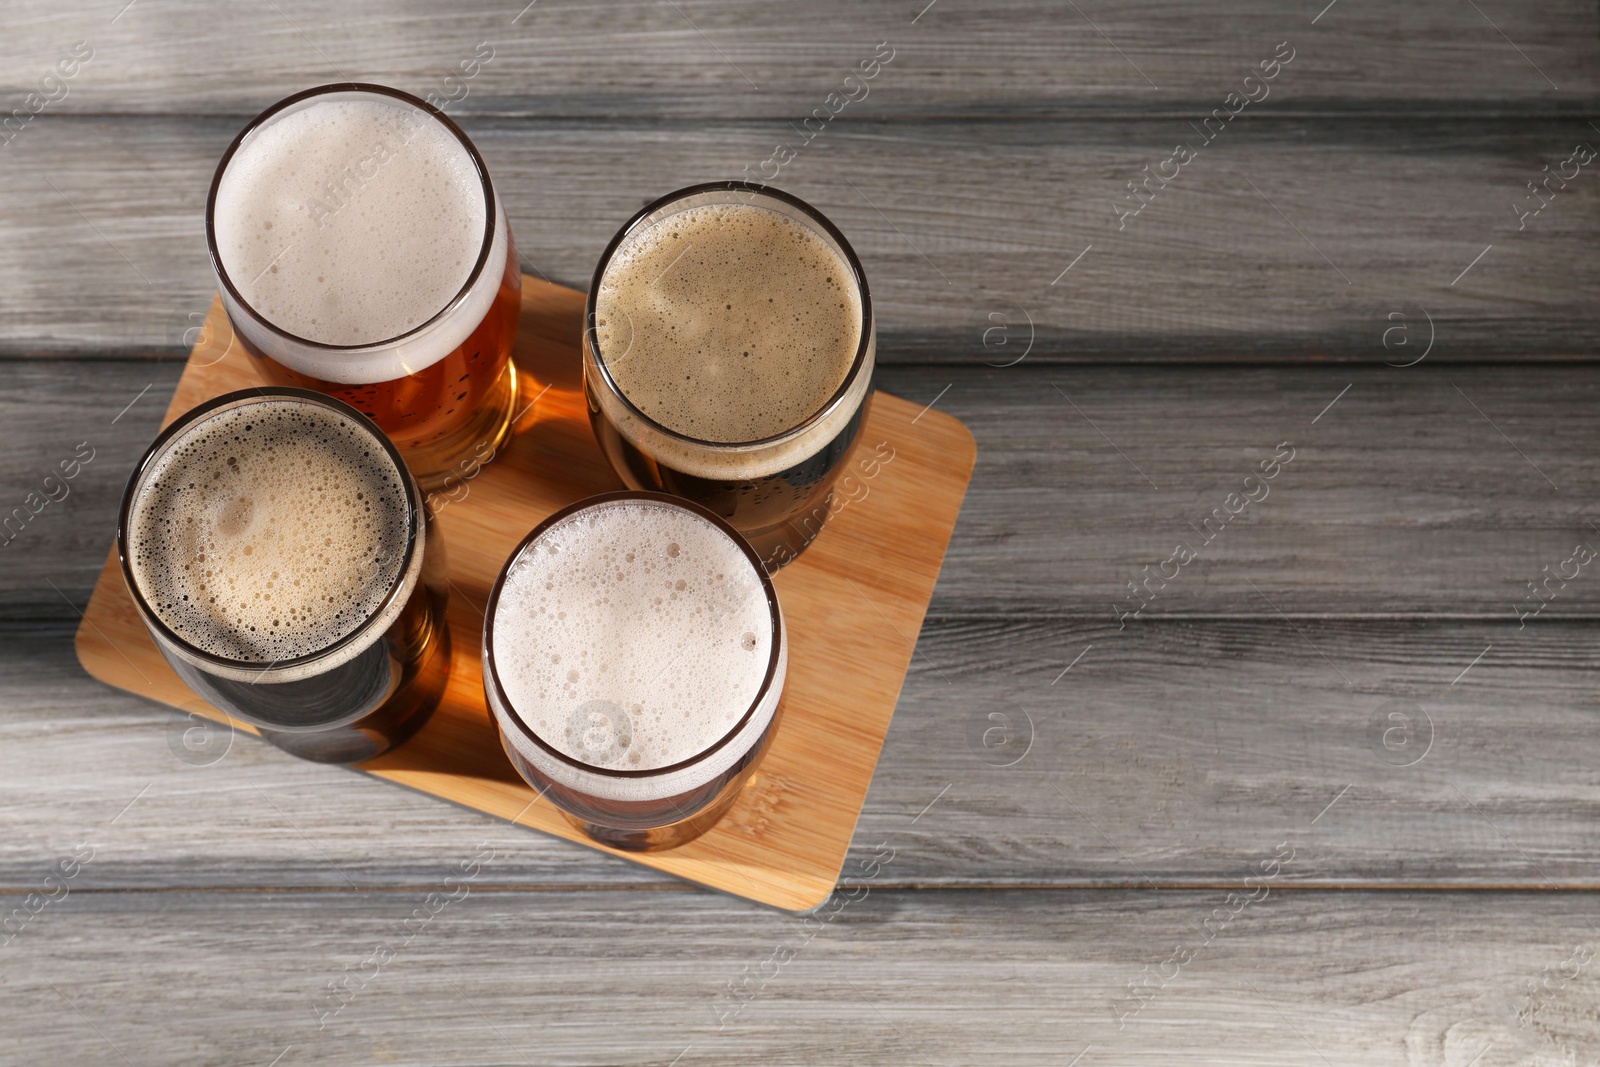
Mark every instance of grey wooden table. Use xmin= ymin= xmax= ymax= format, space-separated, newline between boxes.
xmin=4 ymin=2 xmax=1599 ymax=1064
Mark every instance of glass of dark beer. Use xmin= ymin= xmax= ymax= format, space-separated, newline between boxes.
xmin=483 ymin=491 xmax=787 ymax=851
xmin=118 ymin=388 xmax=451 ymax=764
xmin=206 ymin=83 xmax=522 ymax=490
xmin=584 ymin=182 xmax=875 ymax=570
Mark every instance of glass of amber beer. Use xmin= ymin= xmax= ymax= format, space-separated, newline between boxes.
xmin=483 ymin=491 xmax=787 ymax=851
xmin=119 ymin=388 xmax=451 ymax=764
xmin=584 ymin=182 xmax=875 ymax=570
xmin=206 ymin=83 xmax=521 ymax=489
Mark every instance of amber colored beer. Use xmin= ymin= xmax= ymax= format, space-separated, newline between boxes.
xmin=243 ymin=249 xmax=521 ymax=486
xmin=206 ymin=83 xmax=521 ymax=490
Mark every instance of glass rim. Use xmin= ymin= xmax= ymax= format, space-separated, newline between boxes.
xmin=482 ymin=490 xmax=785 ymax=780
xmin=583 ymin=180 xmax=874 ymax=452
xmin=116 ymin=386 xmax=425 ymax=676
xmin=204 ymin=82 xmax=499 ymax=353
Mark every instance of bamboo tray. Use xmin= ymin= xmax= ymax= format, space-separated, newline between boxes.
xmin=75 ymin=275 xmax=976 ymax=911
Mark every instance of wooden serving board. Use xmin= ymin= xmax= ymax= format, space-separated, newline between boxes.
xmin=74 ymin=276 xmax=975 ymax=911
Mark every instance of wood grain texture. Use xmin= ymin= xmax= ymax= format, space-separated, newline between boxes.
xmin=3 ymin=0 xmax=1599 ymax=1058
xmin=930 ymin=360 xmax=1600 ymax=615
xmin=12 ymin=615 xmax=1600 ymax=890
xmin=70 ymin=281 xmax=976 ymax=910
xmin=3 ymin=887 xmax=1598 ymax=1066
xmin=1 ymin=115 xmax=1597 ymax=361
xmin=12 ymin=347 xmax=1598 ymax=891
xmin=1 ymin=0 xmax=1595 ymax=116
xmin=11 ymin=359 xmax=1600 ymax=618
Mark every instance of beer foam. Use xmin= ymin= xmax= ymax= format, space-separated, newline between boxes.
xmin=213 ymin=94 xmax=486 ymax=349
xmin=489 ymin=499 xmax=779 ymax=792
xmin=127 ymin=399 xmax=412 ymax=665
xmin=594 ymin=202 xmax=864 ymax=445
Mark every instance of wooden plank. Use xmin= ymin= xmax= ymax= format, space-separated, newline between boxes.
xmin=1 ymin=116 xmax=1596 ymax=360
xmin=10 ymin=359 xmax=1600 ymax=618
xmin=929 ymin=360 xmax=1600 ymax=615
xmin=0 ymin=359 xmax=182 ymax=613
xmin=2 ymin=886 xmax=1597 ymax=1065
xmin=0 ymin=631 xmax=679 ymax=891
xmin=11 ymin=611 xmax=1600 ymax=889
xmin=68 ymin=283 xmax=975 ymax=911
xmin=1 ymin=0 xmax=1594 ymax=117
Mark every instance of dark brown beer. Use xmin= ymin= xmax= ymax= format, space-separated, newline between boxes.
xmin=584 ymin=183 xmax=875 ymax=570
xmin=119 ymin=389 xmax=450 ymax=764
xmin=585 ymin=388 xmax=870 ymax=569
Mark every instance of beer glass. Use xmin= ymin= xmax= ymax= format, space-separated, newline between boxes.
xmin=584 ymin=182 xmax=875 ymax=570
xmin=483 ymin=491 xmax=787 ymax=851
xmin=119 ymin=388 xmax=451 ymax=764
xmin=206 ymin=83 xmax=521 ymax=490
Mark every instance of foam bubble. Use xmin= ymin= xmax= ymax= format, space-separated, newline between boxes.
xmin=490 ymin=499 xmax=775 ymax=777
xmin=213 ymin=95 xmax=486 ymax=348
xmin=127 ymin=400 xmax=411 ymax=664
xmin=594 ymin=202 xmax=862 ymax=443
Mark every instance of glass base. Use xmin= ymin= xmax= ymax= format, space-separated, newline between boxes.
xmin=406 ymin=357 xmax=520 ymax=492
xmin=739 ymin=505 xmax=831 ymax=572
xmin=251 ymin=598 xmax=451 ymax=764
xmin=560 ymin=769 xmax=752 ymax=852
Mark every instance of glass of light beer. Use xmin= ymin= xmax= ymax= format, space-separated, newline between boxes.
xmin=584 ymin=182 xmax=875 ymax=570
xmin=206 ymin=83 xmax=521 ymax=490
xmin=118 ymin=388 xmax=451 ymax=764
xmin=483 ymin=491 xmax=786 ymax=851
